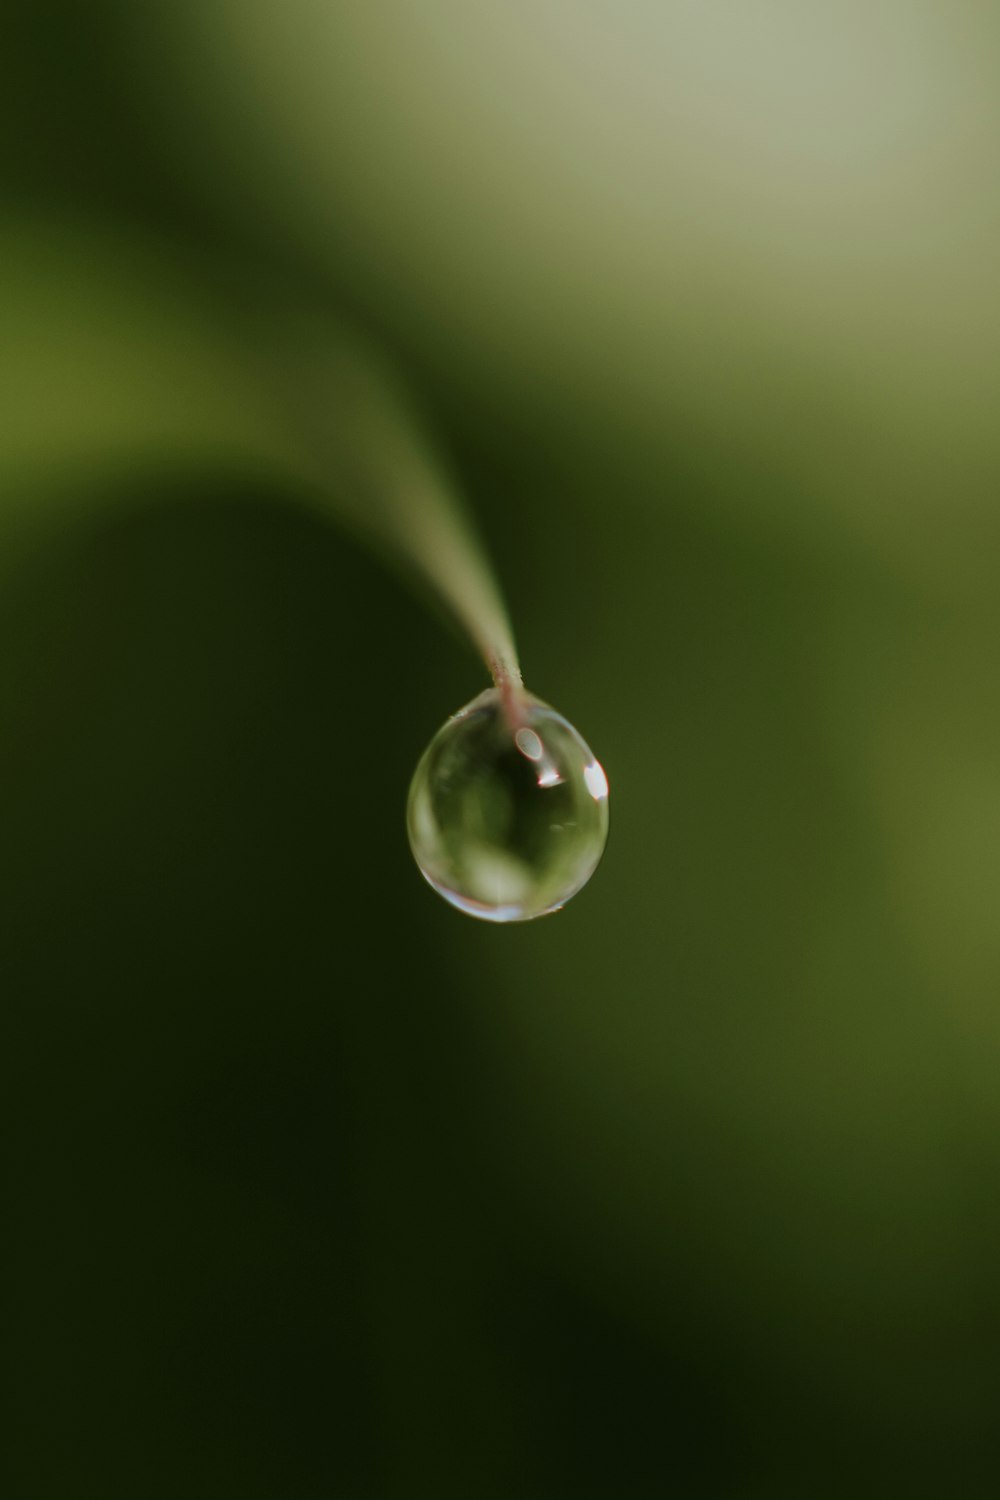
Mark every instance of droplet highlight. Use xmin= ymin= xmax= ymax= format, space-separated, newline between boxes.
xmin=407 ymin=688 xmax=609 ymax=922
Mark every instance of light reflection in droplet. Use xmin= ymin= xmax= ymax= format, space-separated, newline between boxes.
xmin=515 ymin=727 xmax=543 ymax=760
xmin=584 ymin=761 xmax=609 ymax=801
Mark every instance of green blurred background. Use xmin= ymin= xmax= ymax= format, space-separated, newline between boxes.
xmin=3 ymin=4 xmax=1000 ymax=1495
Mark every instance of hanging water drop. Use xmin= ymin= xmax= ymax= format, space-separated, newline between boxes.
xmin=407 ymin=688 xmax=609 ymax=922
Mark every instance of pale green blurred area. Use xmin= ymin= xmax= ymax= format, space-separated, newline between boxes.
xmin=4 ymin=2 xmax=1000 ymax=1493
xmin=137 ymin=0 xmax=1000 ymax=575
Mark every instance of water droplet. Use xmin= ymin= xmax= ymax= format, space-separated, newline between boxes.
xmin=407 ymin=688 xmax=609 ymax=922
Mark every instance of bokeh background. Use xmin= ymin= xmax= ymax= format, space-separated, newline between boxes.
xmin=4 ymin=4 xmax=1000 ymax=1496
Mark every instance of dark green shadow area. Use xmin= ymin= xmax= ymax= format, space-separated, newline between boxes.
xmin=0 ymin=487 xmax=745 ymax=1499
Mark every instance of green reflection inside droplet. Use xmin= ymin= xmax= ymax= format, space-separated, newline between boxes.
xmin=407 ymin=688 xmax=609 ymax=922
